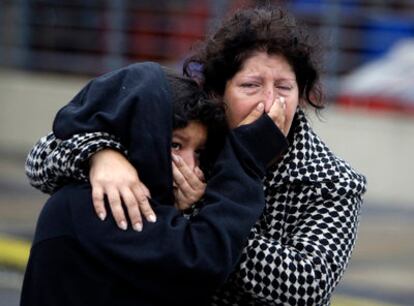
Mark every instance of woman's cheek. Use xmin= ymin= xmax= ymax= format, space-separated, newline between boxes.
xmin=226 ymin=105 xmax=243 ymax=128
xmin=225 ymin=98 xmax=248 ymax=128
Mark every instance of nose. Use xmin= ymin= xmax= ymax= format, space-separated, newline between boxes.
xmin=262 ymin=85 xmax=276 ymax=112
xmin=179 ymin=150 xmax=198 ymax=171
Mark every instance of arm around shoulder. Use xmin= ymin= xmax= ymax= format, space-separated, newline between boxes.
xmin=25 ymin=132 xmax=126 ymax=194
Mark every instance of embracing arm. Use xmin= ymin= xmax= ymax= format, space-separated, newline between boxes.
xmin=25 ymin=132 xmax=125 ymax=194
xmin=220 ymin=178 xmax=366 ymax=306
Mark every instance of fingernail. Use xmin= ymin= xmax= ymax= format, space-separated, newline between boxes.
xmin=119 ymin=221 xmax=127 ymax=231
xmin=148 ymin=214 xmax=157 ymax=223
xmin=98 ymin=212 xmax=106 ymax=221
xmin=257 ymin=103 xmax=264 ymax=111
xmin=133 ymin=223 xmax=142 ymax=232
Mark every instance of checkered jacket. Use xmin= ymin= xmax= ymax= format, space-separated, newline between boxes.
xmin=25 ymin=110 xmax=366 ymax=306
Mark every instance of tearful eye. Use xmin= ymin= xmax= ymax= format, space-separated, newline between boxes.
xmin=240 ymin=83 xmax=259 ymax=88
xmin=277 ymin=85 xmax=292 ymax=91
xmin=171 ymin=142 xmax=181 ymax=150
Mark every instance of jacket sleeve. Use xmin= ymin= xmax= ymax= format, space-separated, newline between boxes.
xmin=223 ymin=178 xmax=365 ymax=306
xmin=25 ymin=132 xmax=126 ymax=194
xmin=26 ymin=63 xmax=165 ymax=195
xmin=65 ymin=114 xmax=288 ymax=305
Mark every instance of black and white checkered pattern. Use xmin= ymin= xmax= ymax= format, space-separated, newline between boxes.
xmin=210 ymin=110 xmax=366 ymax=306
xmin=25 ymin=110 xmax=366 ymax=306
xmin=25 ymin=132 xmax=126 ymax=193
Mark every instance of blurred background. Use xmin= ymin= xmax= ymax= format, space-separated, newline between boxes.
xmin=0 ymin=0 xmax=413 ymax=305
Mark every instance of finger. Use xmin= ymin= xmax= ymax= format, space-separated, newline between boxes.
xmin=238 ymin=103 xmax=264 ymax=127
xmin=120 ymin=187 xmax=142 ymax=232
xmin=132 ymin=184 xmax=156 ymax=223
xmin=172 ymin=161 xmax=194 ymax=198
xmin=135 ymin=172 xmax=151 ymax=199
xmin=139 ymin=182 xmax=151 ymax=198
xmin=174 ymin=188 xmax=193 ymax=211
xmin=91 ymin=184 xmax=107 ymax=221
xmin=173 ymin=188 xmax=182 ymax=210
xmin=172 ymin=154 xmax=204 ymax=190
xmin=280 ymin=96 xmax=287 ymax=109
xmin=268 ymin=96 xmax=283 ymax=116
xmin=172 ymin=161 xmax=190 ymax=190
xmin=172 ymin=160 xmax=205 ymax=208
xmin=172 ymin=163 xmax=204 ymax=206
xmin=268 ymin=97 xmax=287 ymax=135
xmin=106 ymin=187 xmax=128 ymax=230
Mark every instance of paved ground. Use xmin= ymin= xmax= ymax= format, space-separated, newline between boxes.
xmin=0 ymin=268 xmax=23 ymax=306
xmin=0 ymin=288 xmax=20 ymax=306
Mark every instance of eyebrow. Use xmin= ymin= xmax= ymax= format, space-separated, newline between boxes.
xmin=276 ymin=78 xmax=296 ymax=82
xmin=241 ymin=74 xmax=296 ymax=82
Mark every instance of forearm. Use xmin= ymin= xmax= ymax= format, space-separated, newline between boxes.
xmin=25 ymin=132 xmax=126 ymax=193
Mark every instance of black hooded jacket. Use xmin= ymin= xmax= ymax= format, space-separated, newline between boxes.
xmin=20 ymin=62 xmax=288 ymax=306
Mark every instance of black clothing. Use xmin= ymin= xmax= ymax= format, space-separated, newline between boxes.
xmin=53 ymin=62 xmax=174 ymax=205
xmin=21 ymin=63 xmax=287 ymax=306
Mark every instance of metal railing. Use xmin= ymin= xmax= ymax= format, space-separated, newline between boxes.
xmin=1 ymin=0 xmax=414 ymax=98
xmin=0 ymin=0 xmax=226 ymax=74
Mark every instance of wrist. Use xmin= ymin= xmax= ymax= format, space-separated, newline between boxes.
xmin=89 ymin=148 xmax=122 ymax=168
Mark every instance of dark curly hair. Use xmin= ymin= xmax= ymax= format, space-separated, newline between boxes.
xmin=163 ymin=67 xmax=227 ymax=171
xmin=183 ymin=6 xmax=323 ymax=109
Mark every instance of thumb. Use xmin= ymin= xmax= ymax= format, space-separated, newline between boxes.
xmin=237 ymin=103 xmax=264 ymax=127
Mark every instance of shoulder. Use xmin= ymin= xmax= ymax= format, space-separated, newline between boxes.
xmin=90 ymin=61 xmax=168 ymax=101
xmin=101 ymin=62 xmax=163 ymax=80
xmin=39 ymin=183 xmax=93 ymax=224
xmin=34 ymin=183 xmax=91 ymax=244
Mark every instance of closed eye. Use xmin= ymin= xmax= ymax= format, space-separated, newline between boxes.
xmin=240 ymin=83 xmax=259 ymax=88
xmin=276 ymin=85 xmax=293 ymax=91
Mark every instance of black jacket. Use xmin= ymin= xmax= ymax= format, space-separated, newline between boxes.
xmin=20 ymin=63 xmax=287 ymax=306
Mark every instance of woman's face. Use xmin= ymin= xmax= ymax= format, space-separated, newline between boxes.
xmin=223 ymin=52 xmax=299 ymax=132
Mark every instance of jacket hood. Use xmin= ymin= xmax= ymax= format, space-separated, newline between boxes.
xmin=53 ymin=62 xmax=174 ymax=205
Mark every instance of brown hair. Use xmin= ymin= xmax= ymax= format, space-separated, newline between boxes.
xmin=184 ymin=6 xmax=324 ymax=109
xmin=162 ymin=67 xmax=227 ymax=174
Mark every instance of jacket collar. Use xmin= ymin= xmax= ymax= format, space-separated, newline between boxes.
xmin=266 ymin=108 xmax=344 ymax=187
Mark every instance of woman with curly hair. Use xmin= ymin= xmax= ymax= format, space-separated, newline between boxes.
xmin=22 ymin=63 xmax=287 ymax=306
xmin=26 ymin=6 xmax=366 ymax=306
